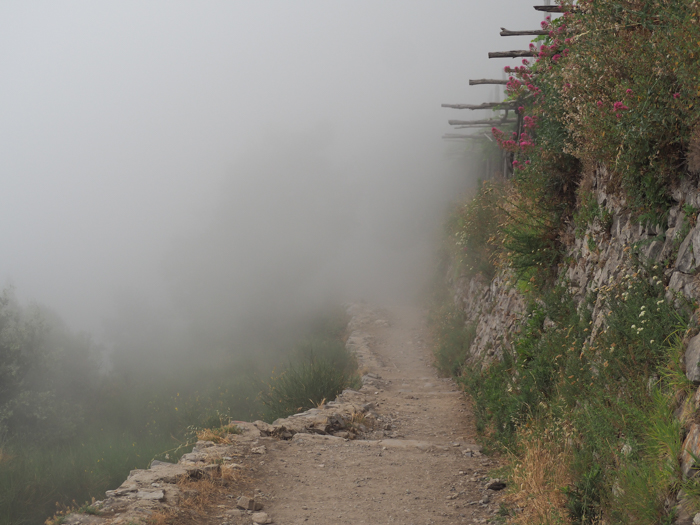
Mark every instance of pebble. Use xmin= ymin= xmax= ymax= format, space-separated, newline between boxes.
xmin=486 ymin=479 xmax=506 ymax=491
xmin=251 ymin=511 xmax=271 ymax=524
xmin=237 ymin=495 xmax=263 ymax=511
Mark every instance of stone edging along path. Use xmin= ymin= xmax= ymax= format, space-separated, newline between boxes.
xmin=61 ymin=304 xmax=506 ymax=525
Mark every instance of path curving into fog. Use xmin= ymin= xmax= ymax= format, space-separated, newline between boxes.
xmin=252 ymin=305 xmax=504 ymax=525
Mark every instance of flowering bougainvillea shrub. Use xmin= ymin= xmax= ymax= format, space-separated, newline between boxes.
xmin=497 ymin=0 xmax=700 ymax=223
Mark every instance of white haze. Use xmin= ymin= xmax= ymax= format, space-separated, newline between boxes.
xmin=0 ymin=2 xmax=543 ymax=360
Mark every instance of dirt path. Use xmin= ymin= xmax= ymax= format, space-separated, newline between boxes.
xmin=252 ymin=304 xmax=504 ymax=525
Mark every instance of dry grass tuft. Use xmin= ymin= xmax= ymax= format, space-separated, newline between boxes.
xmin=177 ymin=461 xmax=250 ymax=511
xmin=178 ymin=477 xmax=221 ymax=511
xmin=507 ymin=427 xmax=573 ymax=525
xmin=195 ymin=427 xmax=233 ymax=444
xmin=146 ymin=508 xmax=179 ymax=525
xmin=349 ymin=410 xmax=371 ymax=431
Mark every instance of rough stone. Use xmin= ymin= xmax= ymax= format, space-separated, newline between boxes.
xmin=62 ymin=515 xmax=106 ymax=525
xmin=486 ymin=479 xmax=506 ymax=491
xmin=251 ymin=511 xmax=272 ymax=524
xmin=686 ymin=335 xmax=700 ymax=384
xmin=669 ymin=272 xmax=698 ymax=302
xmin=135 ymin=490 xmax=165 ymax=501
xmin=674 ymin=495 xmax=699 ymax=525
xmin=237 ymin=495 xmax=255 ymax=510
xmin=681 ymin=423 xmax=700 ymax=478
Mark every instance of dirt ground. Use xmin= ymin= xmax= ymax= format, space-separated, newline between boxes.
xmin=246 ymin=305 xmax=505 ymax=525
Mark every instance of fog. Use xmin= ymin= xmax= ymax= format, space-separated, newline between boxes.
xmin=0 ymin=2 xmax=543 ymax=362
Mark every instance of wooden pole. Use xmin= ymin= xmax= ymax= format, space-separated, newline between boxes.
xmin=441 ymin=102 xmax=517 ymax=110
xmin=488 ymin=50 xmax=537 ymax=59
xmin=455 ymin=124 xmax=516 ymax=129
xmin=500 ymin=28 xmax=548 ymax=36
xmin=449 ymin=118 xmax=516 ymax=126
xmin=534 ymin=5 xmax=568 ymax=12
xmin=469 ymin=79 xmax=509 ymax=85
xmin=442 ymin=133 xmax=492 ymax=140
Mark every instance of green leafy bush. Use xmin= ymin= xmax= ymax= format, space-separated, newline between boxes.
xmin=258 ymin=338 xmax=360 ymax=422
xmin=446 ymin=180 xmax=504 ymax=279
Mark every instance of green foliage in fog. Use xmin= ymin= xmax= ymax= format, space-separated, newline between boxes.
xmin=258 ymin=336 xmax=361 ymax=422
xmin=0 ymin=289 xmax=100 ymax=445
xmin=0 ymin=290 xmax=355 ymax=525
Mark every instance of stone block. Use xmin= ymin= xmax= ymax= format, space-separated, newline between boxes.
xmin=681 ymin=423 xmax=700 ymax=478
xmin=676 ymin=233 xmax=696 ymax=273
xmin=237 ymin=495 xmax=255 ymax=510
xmin=687 ymin=335 xmax=700 ymax=384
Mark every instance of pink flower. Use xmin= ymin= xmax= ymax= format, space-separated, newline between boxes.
xmin=597 ymin=100 xmax=604 ymax=108
xmin=518 ymin=106 xmax=525 ymax=112
xmin=613 ymin=101 xmax=629 ymax=111
xmin=673 ymin=93 xmax=680 ymax=99
xmin=552 ymin=54 xmax=562 ymax=62
xmin=541 ymin=20 xmax=548 ymax=29
xmin=522 ymin=59 xmax=530 ymax=65
xmin=626 ymin=89 xmax=633 ymax=95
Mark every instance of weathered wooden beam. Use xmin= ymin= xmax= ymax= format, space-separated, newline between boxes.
xmin=500 ymin=28 xmax=549 ymax=36
xmin=449 ymin=118 xmax=516 ymax=126
xmin=454 ymin=124 xmax=515 ymax=129
xmin=488 ymin=50 xmax=538 ymax=59
xmin=503 ymin=68 xmax=540 ymax=77
xmin=534 ymin=5 xmax=567 ymax=12
xmin=442 ymin=133 xmax=492 ymax=140
xmin=469 ymin=79 xmax=508 ymax=85
xmin=441 ymin=102 xmax=517 ymax=110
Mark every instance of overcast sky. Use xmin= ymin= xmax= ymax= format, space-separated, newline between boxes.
xmin=0 ymin=2 xmax=543 ymax=340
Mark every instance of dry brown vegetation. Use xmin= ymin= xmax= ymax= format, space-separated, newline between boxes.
xmin=507 ymin=425 xmax=573 ymax=525
xmin=146 ymin=465 xmax=252 ymax=525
